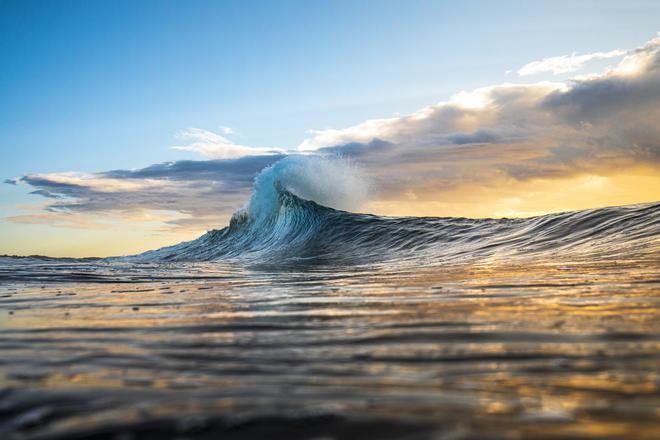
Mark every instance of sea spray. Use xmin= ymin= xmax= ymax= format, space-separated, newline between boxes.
xmin=241 ymin=155 xmax=370 ymax=225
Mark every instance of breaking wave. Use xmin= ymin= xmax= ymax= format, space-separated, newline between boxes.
xmin=133 ymin=156 xmax=660 ymax=265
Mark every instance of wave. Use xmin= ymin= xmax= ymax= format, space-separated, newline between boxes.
xmin=131 ymin=156 xmax=660 ymax=265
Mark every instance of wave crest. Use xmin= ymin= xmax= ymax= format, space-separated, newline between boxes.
xmin=243 ymin=155 xmax=369 ymax=225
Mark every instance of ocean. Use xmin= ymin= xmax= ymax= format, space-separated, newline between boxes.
xmin=1 ymin=157 xmax=659 ymax=439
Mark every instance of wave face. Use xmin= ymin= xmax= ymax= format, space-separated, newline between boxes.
xmin=134 ymin=156 xmax=660 ymax=265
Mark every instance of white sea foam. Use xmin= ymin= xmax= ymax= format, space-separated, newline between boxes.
xmin=244 ymin=155 xmax=370 ymax=223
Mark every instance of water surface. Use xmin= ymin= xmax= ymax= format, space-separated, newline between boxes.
xmin=1 ymin=178 xmax=659 ymax=439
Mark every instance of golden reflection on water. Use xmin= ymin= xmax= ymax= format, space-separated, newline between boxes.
xmin=0 ymin=257 xmax=659 ymax=439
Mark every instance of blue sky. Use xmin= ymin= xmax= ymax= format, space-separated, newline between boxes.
xmin=3 ymin=0 xmax=660 ymax=174
xmin=2 ymin=0 xmax=660 ymax=256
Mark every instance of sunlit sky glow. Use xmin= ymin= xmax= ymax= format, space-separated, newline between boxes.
xmin=1 ymin=0 xmax=659 ymax=257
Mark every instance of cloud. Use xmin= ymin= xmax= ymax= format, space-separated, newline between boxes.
xmin=4 ymin=179 xmax=17 ymax=185
xmin=517 ymin=49 xmax=626 ymax=76
xmin=12 ymin=155 xmax=283 ymax=232
xmin=172 ymin=127 xmax=285 ymax=159
xmin=100 ymin=155 xmax=283 ymax=182
xmin=295 ymin=34 xmax=660 ymax=202
xmin=516 ymin=33 xmax=660 ymax=77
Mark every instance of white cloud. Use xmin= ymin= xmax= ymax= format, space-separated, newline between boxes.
xmin=517 ymin=49 xmax=625 ymax=76
xmin=298 ymin=82 xmax=564 ymax=152
xmin=614 ymin=32 xmax=660 ymax=76
xmin=172 ymin=127 xmax=284 ymax=159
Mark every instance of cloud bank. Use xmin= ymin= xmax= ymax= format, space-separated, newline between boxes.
xmin=11 ymin=156 xmax=283 ymax=231
xmin=297 ymin=33 xmax=660 ymax=203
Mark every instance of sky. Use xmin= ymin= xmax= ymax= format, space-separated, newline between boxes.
xmin=1 ymin=0 xmax=660 ymax=257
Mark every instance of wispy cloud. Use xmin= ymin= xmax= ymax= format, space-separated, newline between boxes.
xmin=172 ymin=127 xmax=284 ymax=159
xmin=517 ymin=49 xmax=625 ymax=76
